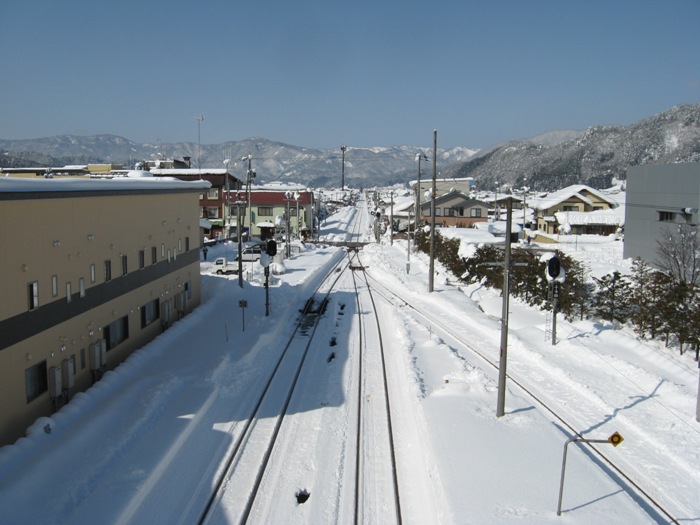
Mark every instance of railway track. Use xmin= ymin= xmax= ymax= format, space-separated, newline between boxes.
xmin=197 ymin=201 xmax=405 ymax=524
xmin=360 ymin=270 xmax=680 ymax=524
xmin=196 ymin=255 xmax=351 ymax=524
xmin=349 ymin=250 xmax=402 ymax=524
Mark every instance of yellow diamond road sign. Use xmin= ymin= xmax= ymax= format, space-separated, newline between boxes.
xmin=608 ymin=431 xmax=624 ymax=447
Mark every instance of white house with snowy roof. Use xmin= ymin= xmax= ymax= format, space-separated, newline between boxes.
xmin=531 ymin=184 xmax=623 ymax=235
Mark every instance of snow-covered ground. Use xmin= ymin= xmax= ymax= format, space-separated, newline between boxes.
xmin=0 ymin=197 xmax=698 ymax=524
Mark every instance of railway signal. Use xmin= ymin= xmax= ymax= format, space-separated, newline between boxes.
xmin=608 ymin=431 xmax=624 ymax=447
xmin=545 ymin=254 xmax=566 ymax=345
xmin=557 ymin=432 xmax=625 ymax=516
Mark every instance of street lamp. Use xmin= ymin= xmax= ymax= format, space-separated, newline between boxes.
xmin=414 ymin=153 xmax=428 ymax=236
xmin=409 ymin=152 xmax=428 ymax=275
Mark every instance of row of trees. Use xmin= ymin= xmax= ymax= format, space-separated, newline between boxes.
xmin=413 ymin=225 xmax=699 ymax=359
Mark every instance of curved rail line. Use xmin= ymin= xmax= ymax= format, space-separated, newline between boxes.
xmin=361 ymin=271 xmax=679 ymax=524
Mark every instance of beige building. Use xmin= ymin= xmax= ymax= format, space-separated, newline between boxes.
xmin=0 ymin=173 xmax=210 ymax=446
xmin=532 ymin=184 xmax=620 ymax=235
xmin=418 ymin=190 xmax=491 ymax=228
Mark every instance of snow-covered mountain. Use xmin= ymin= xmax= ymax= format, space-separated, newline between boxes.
xmin=3 ymin=103 xmax=699 ymax=190
xmin=0 ymin=135 xmax=478 ymax=188
xmin=443 ymin=103 xmax=700 ymax=191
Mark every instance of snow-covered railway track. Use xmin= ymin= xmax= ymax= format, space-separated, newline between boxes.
xmin=362 ymin=272 xmax=680 ymax=525
xmin=196 ymin=256 xmax=351 ymax=525
xmin=348 ymin=250 xmax=402 ymax=524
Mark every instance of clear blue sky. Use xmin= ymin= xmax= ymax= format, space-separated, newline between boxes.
xmin=2 ymin=0 xmax=699 ymax=150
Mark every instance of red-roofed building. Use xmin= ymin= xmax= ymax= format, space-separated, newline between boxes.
xmin=246 ymin=188 xmax=317 ymax=240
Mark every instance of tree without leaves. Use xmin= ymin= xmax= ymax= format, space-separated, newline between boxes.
xmin=655 ymin=224 xmax=700 ymax=284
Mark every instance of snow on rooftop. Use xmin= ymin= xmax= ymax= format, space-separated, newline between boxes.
xmin=555 ymin=208 xmax=625 ymax=226
xmin=532 ymin=184 xmax=619 ymax=210
xmin=0 ymin=175 xmax=211 ymax=193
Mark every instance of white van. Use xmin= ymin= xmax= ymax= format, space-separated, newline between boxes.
xmin=235 ymin=244 xmax=264 ymax=262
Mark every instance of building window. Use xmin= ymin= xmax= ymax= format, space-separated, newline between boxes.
xmin=139 ymin=250 xmax=145 ymax=269
xmin=66 ymin=282 xmax=72 ymax=303
xmin=161 ymin=243 xmax=165 ymax=258
xmin=206 ymin=207 xmax=219 ymax=219
xmin=121 ymin=254 xmax=128 ymax=276
xmin=659 ymin=211 xmax=676 ymax=222
xmin=199 ymin=207 xmax=204 ymax=218
xmin=178 ymin=239 xmax=182 ymax=252
xmin=104 ymin=316 xmax=129 ymax=350
xmin=51 ymin=275 xmax=58 ymax=297
xmin=562 ymin=205 xmax=578 ymax=212
xmin=258 ymin=206 xmax=273 ymax=217
xmin=79 ymin=278 xmax=85 ymax=298
xmin=199 ymin=192 xmax=204 ymax=200
xmin=104 ymin=260 xmax=112 ymax=282
xmin=28 ymin=281 xmax=39 ymax=310
xmin=445 ymin=208 xmax=455 ymax=217
xmin=434 ymin=207 xmax=442 ymax=216
xmin=152 ymin=246 xmax=157 ymax=264
xmin=207 ymin=188 xmax=219 ymax=199
xmin=25 ymin=361 xmax=48 ymax=403
xmin=80 ymin=348 xmax=86 ymax=370
xmin=185 ymin=237 xmax=190 ymax=252
xmin=141 ymin=299 xmax=160 ymax=328
xmin=90 ymin=263 xmax=96 ymax=283
xmin=470 ymin=208 xmax=482 ymax=218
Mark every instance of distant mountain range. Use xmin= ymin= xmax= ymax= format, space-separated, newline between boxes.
xmin=2 ymin=103 xmax=699 ymax=190
xmin=0 ymin=135 xmax=477 ymax=188
xmin=443 ymin=103 xmax=700 ymax=191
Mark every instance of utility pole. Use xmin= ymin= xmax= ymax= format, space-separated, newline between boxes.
xmin=429 ymin=129 xmax=437 ymax=293
xmin=496 ymin=198 xmax=513 ymax=417
xmin=696 ymin=368 xmax=700 ymax=422
xmin=284 ymin=191 xmax=293 ymax=258
xmin=415 ymin=153 xmax=427 ymax=232
xmin=242 ymin=155 xmax=255 ymax=241
xmin=390 ymin=191 xmax=394 ymax=246
xmin=407 ymin=205 xmax=411 ymax=273
xmin=522 ymin=176 xmax=528 ymax=228
xmin=340 ymin=145 xmax=347 ymax=191
xmin=196 ymin=115 xmax=204 ymax=178
xmin=223 ymin=158 xmax=230 ymax=239
xmin=236 ymin=194 xmax=243 ymax=287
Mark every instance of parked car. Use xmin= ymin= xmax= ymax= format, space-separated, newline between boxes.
xmin=235 ymin=244 xmax=264 ymax=262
